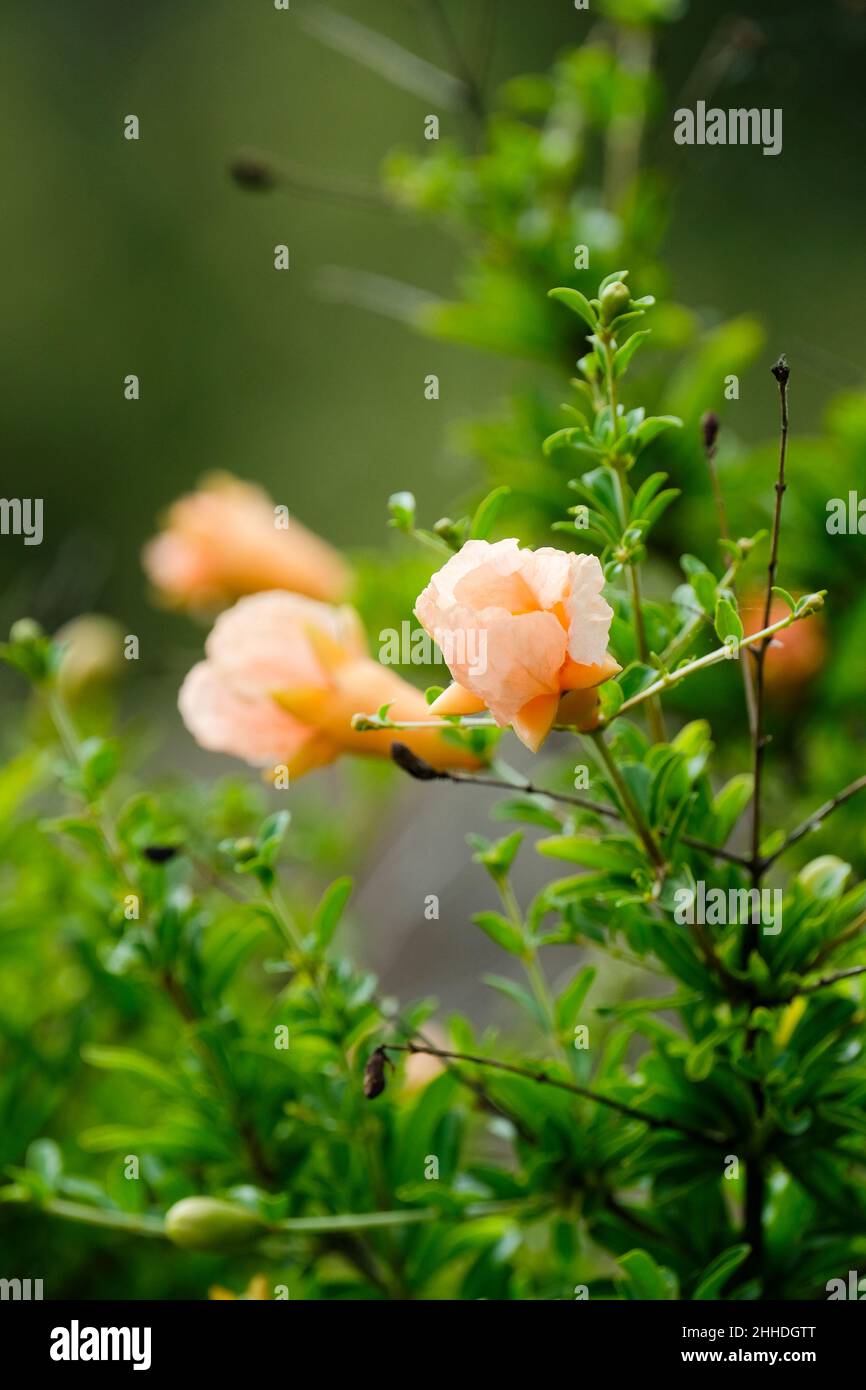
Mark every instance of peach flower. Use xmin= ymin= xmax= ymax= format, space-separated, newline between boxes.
xmin=179 ymin=591 xmax=480 ymax=778
xmin=415 ymin=539 xmax=620 ymax=751
xmin=143 ymin=473 xmax=350 ymax=611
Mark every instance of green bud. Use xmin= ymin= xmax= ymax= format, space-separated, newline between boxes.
xmin=10 ymin=618 xmax=44 ymax=644
xmin=164 ymin=1197 xmax=269 ymax=1252
xmin=2 ymin=618 xmax=56 ymax=684
xmin=599 ymin=280 xmax=631 ymax=326
xmin=387 ymin=491 xmax=416 ymax=530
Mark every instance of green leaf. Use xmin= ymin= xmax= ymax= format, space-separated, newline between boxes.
xmin=257 ymin=810 xmax=291 ymax=866
xmin=472 ymin=911 xmax=526 ymax=958
xmin=614 ymin=415 xmax=682 ymax=459
xmin=537 ymin=835 xmax=640 ymax=872
xmin=490 ymin=797 xmax=562 ymax=831
xmin=685 ymin=1026 xmax=735 ymax=1081
xmin=470 ymin=486 xmax=511 ymax=540
xmin=771 ymin=586 xmax=796 ymax=613
xmin=81 ymin=1045 xmax=188 ymax=1097
xmin=598 ymin=679 xmax=624 ymax=719
xmin=79 ymin=1123 xmax=232 ymax=1162
xmin=548 ymin=286 xmax=598 ymax=332
xmin=711 ymin=774 xmax=754 ymax=843
xmin=614 ymin=330 xmax=652 ymax=378
xmin=690 ymin=570 xmax=717 ymax=615
xmin=482 ymin=974 xmax=546 ymax=1029
xmin=714 ymin=596 xmax=744 ymax=645
xmin=693 ymin=1244 xmax=751 ymax=1299
xmin=79 ymin=738 xmax=119 ymax=796
xmin=469 ymin=831 xmax=524 ymax=883
xmin=26 ymin=1138 xmax=63 ymax=1192
xmin=312 ymin=876 xmax=353 ymax=949
xmin=555 ymin=966 xmax=596 ymax=1032
xmin=797 ymin=856 xmax=851 ymax=902
xmin=618 ymin=1248 xmax=678 ymax=1300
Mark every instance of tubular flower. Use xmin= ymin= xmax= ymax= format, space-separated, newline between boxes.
xmin=143 ymin=473 xmax=351 ymax=611
xmin=415 ymin=539 xmax=620 ymax=751
xmin=742 ymin=592 xmax=826 ymax=700
xmin=179 ymin=591 xmax=480 ymax=777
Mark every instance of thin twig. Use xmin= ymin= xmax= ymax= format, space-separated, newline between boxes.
xmin=379 ymin=1043 xmax=721 ymax=1144
xmin=589 ymin=730 xmax=666 ymax=873
xmin=811 ymin=910 xmax=866 ymax=971
xmin=228 ymin=152 xmax=389 ymax=211
xmin=601 ymin=594 xmax=823 ymax=727
xmin=760 ymin=775 xmax=866 ymax=871
xmin=796 ymin=965 xmax=866 ymax=997
xmin=742 ymin=354 xmax=790 ymax=1294
xmin=749 ymin=354 xmax=790 ymax=888
xmin=423 ymin=0 xmax=487 ymax=121
xmin=701 ymin=413 xmax=756 ymax=732
xmin=389 ymin=745 xmax=751 ymax=867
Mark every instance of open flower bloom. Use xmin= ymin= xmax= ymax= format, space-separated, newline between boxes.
xmin=143 ymin=473 xmax=351 ymax=611
xmin=415 ymin=539 xmax=620 ymax=752
xmin=179 ymin=591 xmax=480 ymax=778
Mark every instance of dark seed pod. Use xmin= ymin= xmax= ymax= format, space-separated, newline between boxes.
xmin=228 ymin=153 xmax=277 ymax=191
xmin=143 ymin=844 xmax=178 ymax=864
xmin=701 ymin=411 xmax=720 ymax=453
xmin=771 ymin=354 xmax=790 ymax=386
xmin=363 ymin=1046 xmax=388 ymax=1100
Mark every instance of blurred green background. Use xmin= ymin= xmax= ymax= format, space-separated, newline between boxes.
xmin=2 ymin=0 xmax=866 ymax=648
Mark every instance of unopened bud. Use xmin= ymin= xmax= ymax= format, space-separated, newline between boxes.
xmin=10 ymin=618 xmax=43 ymax=645
xmin=701 ymin=411 xmax=720 ymax=453
xmin=364 ymin=1046 xmax=389 ymax=1099
xmin=228 ymin=153 xmax=277 ymax=191
xmin=599 ymin=280 xmax=631 ymax=326
xmin=164 ymin=1197 xmax=268 ymax=1252
xmin=771 ymin=354 xmax=790 ymax=387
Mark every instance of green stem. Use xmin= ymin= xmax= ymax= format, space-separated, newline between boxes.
xmin=31 ymin=1198 xmax=166 ymax=1238
xmin=590 ymin=731 xmax=666 ymax=873
xmin=383 ymin=1043 xmax=720 ymax=1143
xmin=499 ymin=880 xmax=572 ymax=1072
xmin=24 ymin=1195 xmax=527 ymax=1242
xmin=599 ymin=600 xmax=824 ymax=728
xmin=603 ymin=336 xmax=665 ymax=745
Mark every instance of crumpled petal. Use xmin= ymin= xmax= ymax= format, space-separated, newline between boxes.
xmin=414 ymin=539 xmax=616 ymax=746
xmin=178 ymin=661 xmax=313 ymax=766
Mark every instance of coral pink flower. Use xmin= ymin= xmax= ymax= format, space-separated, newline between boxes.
xmin=143 ymin=473 xmax=350 ymax=611
xmin=179 ymin=592 xmax=480 ymax=778
xmin=415 ymin=539 xmax=620 ymax=751
xmin=742 ymin=592 xmax=826 ymax=701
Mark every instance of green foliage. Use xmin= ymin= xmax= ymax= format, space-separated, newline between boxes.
xmin=3 ymin=6 xmax=866 ymax=1305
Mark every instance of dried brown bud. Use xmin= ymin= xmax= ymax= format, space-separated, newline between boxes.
xmin=228 ymin=153 xmax=277 ymax=191
xmin=701 ymin=411 xmax=720 ymax=453
xmin=391 ymin=742 xmax=443 ymax=781
xmin=771 ymin=354 xmax=790 ymax=387
xmin=143 ymin=844 xmax=178 ymax=864
xmin=363 ymin=1046 xmax=388 ymax=1100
